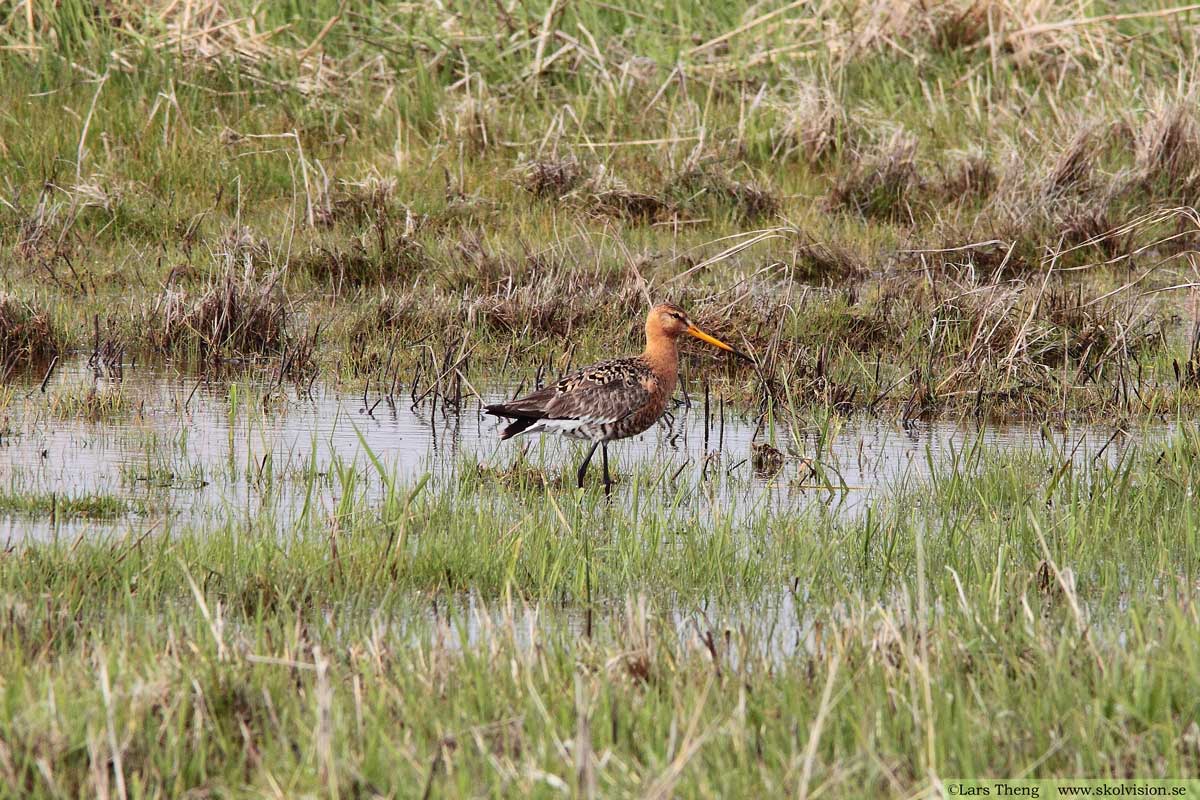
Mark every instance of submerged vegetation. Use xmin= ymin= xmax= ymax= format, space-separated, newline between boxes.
xmin=3 ymin=0 xmax=1200 ymax=796
xmin=0 ymin=490 xmax=138 ymax=521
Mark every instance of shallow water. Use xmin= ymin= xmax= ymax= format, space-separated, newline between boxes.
xmin=0 ymin=357 xmax=1157 ymax=542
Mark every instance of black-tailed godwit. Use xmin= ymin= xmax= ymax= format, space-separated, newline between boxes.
xmin=485 ymin=303 xmax=750 ymax=492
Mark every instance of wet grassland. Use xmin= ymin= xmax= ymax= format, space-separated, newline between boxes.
xmin=2 ymin=1 xmax=1200 ymax=796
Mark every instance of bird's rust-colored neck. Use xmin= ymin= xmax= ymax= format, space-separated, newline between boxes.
xmin=642 ymin=318 xmax=680 ymax=381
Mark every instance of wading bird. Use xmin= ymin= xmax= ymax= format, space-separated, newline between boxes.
xmin=485 ymin=303 xmax=751 ymax=492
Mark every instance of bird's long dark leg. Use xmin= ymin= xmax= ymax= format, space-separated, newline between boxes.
xmin=601 ymin=443 xmax=612 ymax=496
xmin=577 ymin=441 xmax=600 ymax=489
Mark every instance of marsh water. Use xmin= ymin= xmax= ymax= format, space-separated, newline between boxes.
xmin=0 ymin=356 xmax=1160 ymax=544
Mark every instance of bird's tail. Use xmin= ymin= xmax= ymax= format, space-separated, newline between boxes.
xmin=484 ymin=404 xmax=539 ymax=440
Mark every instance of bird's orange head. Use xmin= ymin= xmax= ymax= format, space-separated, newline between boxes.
xmin=645 ymin=303 xmax=751 ymax=361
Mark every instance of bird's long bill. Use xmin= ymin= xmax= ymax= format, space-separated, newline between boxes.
xmin=686 ymin=324 xmax=753 ymax=362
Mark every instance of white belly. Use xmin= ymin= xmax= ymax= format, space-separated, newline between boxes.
xmin=524 ymin=419 xmax=607 ymax=441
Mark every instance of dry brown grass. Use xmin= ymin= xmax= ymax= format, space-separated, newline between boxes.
xmin=1136 ymin=100 xmax=1200 ymax=199
xmin=569 ymin=167 xmax=674 ymax=223
xmin=146 ymin=265 xmax=289 ymax=359
xmin=293 ymin=221 xmax=428 ymax=289
xmin=828 ymin=128 xmax=922 ymax=222
xmin=473 ymin=260 xmax=645 ymax=340
xmin=312 ymin=174 xmax=401 ymax=228
xmin=12 ymin=188 xmax=71 ymax=265
xmin=832 ymin=0 xmax=1140 ymax=74
xmin=933 ymin=121 xmax=1139 ymax=269
xmin=518 ymin=158 xmax=585 ymax=199
xmin=155 ymin=1 xmax=357 ymax=96
xmin=441 ymin=94 xmax=500 ymax=154
xmin=937 ymin=150 xmax=998 ymax=202
xmin=1044 ymin=124 xmax=1111 ymax=197
xmin=770 ymin=80 xmax=848 ymax=164
xmin=0 ymin=293 xmax=58 ymax=372
xmin=791 ymin=235 xmax=866 ymax=280
xmin=670 ymin=162 xmax=781 ymax=222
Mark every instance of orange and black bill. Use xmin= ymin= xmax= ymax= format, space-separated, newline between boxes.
xmin=686 ymin=324 xmax=754 ymax=363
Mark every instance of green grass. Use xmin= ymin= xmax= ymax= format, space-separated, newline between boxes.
xmin=0 ymin=428 xmax=1198 ymax=795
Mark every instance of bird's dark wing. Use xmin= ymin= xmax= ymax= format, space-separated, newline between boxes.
xmin=486 ymin=358 xmax=652 ymax=426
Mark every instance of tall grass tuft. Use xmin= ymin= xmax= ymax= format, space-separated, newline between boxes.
xmin=0 ymin=293 xmax=58 ymax=372
xmin=147 ymin=265 xmax=289 ymax=360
